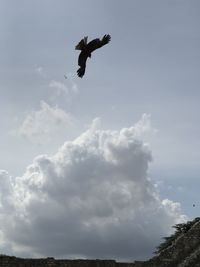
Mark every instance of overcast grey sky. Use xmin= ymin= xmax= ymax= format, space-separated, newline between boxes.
xmin=0 ymin=0 xmax=200 ymax=261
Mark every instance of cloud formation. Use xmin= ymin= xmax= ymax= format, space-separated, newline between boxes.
xmin=35 ymin=66 xmax=47 ymax=78
xmin=17 ymin=101 xmax=74 ymax=144
xmin=0 ymin=115 xmax=186 ymax=260
xmin=49 ymin=78 xmax=78 ymax=101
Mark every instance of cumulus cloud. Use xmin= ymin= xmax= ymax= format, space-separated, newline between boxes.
xmin=34 ymin=66 xmax=78 ymax=101
xmin=17 ymin=101 xmax=74 ymax=144
xmin=0 ymin=116 xmax=186 ymax=261
xmin=49 ymin=78 xmax=78 ymax=102
xmin=35 ymin=66 xmax=47 ymax=78
xmin=49 ymin=80 xmax=69 ymax=95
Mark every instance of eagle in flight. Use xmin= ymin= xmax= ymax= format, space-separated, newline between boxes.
xmin=75 ymin=34 xmax=111 ymax=78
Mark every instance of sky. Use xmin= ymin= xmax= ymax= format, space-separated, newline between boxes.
xmin=0 ymin=0 xmax=200 ymax=262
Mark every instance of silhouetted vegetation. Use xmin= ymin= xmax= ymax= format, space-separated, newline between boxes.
xmin=154 ymin=217 xmax=200 ymax=254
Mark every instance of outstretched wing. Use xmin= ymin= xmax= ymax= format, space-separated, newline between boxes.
xmin=77 ymin=51 xmax=88 ymax=78
xmin=75 ymin=34 xmax=111 ymax=78
xmin=100 ymin=34 xmax=111 ymax=47
xmin=87 ymin=34 xmax=111 ymax=53
xmin=75 ymin=36 xmax=88 ymax=50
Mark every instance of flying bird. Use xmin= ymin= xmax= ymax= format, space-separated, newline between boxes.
xmin=75 ymin=34 xmax=111 ymax=78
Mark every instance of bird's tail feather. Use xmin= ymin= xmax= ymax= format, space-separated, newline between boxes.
xmin=77 ymin=67 xmax=85 ymax=78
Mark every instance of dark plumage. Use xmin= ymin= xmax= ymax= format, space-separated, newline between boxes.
xmin=75 ymin=34 xmax=111 ymax=78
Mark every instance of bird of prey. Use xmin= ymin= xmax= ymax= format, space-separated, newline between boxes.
xmin=75 ymin=34 xmax=111 ymax=78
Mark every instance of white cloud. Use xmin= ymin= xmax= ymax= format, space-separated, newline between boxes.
xmin=0 ymin=116 xmax=187 ymax=260
xmin=49 ymin=80 xmax=69 ymax=95
xmin=35 ymin=66 xmax=47 ymax=78
xmin=49 ymin=78 xmax=78 ymax=102
xmin=64 ymin=73 xmax=79 ymax=94
xmin=17 ymin=101 xmax=74 ymax=144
